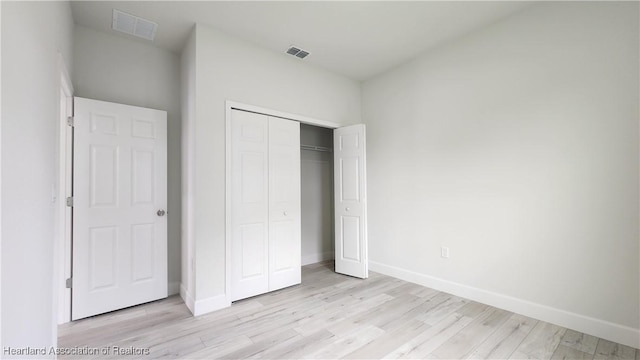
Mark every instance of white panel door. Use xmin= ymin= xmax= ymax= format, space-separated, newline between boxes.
xmin=268 ymin=117 xmax=301 ymax=291
xmin=230 ymin=110 xmax=270 ymax=301
xmin=73 ymin=97 xmax=167 ymax=320
xmin=334 ymin=124 xmax=368 ymax=279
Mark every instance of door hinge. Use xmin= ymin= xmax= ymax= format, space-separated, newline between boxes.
xmin=66 ymin=196 xmax=73 ymax=207
xmin=65 ymin=277 xmax=72 ymax=289
xmin=66 ymin=116 xmax=74 ymax=127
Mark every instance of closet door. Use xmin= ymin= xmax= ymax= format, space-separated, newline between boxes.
xmin=334 ymin=124 xmax=368 ymax=279
xmin=230 ymin=110 xmax=269 ymax=301
xmin=268 ymin=117 xmax=301 ymax=291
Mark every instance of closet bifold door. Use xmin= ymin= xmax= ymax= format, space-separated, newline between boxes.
xmin=268 ymin=117 xmax=301 ymax=291
xmin=230 ymin=110 xmax=270 ymax=301
xmin=230 ymin=110 xmax=301 ymax=302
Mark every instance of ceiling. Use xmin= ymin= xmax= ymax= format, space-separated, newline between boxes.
xmin=71 ymin=1 xmax=532 ymax=81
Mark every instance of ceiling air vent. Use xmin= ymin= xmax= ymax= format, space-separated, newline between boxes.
xmin=286 ymin=46 xmax=310 ymax=59
xmin=112 ymin=9 xmax=158 ymax=41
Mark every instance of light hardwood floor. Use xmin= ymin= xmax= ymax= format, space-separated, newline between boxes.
xmin=58 ymin=261 xmax=638 ymax=359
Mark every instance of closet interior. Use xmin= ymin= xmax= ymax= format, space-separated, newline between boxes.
xmin=300 ymin=124 xmax=335 ymax=266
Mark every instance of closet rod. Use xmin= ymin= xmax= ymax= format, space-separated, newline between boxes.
xmin=301 ymin=144 xmax=332 ymax=152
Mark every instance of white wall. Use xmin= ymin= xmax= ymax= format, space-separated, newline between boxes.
xmin=184 ymin=24 xmax=361 ymax=311
xmin=363 ymin=2 xmax=639 ymax=347
xmin=73 ymin=25 xmax=182 ymax=295
xmin=1 ymin=0 xmax=74 ymax=353
xmin=301 ymin=124 xmax=334 ymax=265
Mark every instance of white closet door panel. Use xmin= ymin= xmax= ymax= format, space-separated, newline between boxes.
xmin=268 ymin=117 xmax=301 ymax=291
xmin=73 ymin=97 xmax=167 ymax=320
xmin=334 ymin=124 xmax=368 ymax=279
xmin=230 ymin=110 xmax=269 ymax=301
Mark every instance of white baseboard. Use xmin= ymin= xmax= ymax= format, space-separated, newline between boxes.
xmin=302 ymin=251 xmax=334 ymax=266
xmin=168 ymin=281 xmax=180 ymax=296
xmin=180 ymin=284 xmax=195 ymax=315
xmin=179 ymin=284 xmax=230 ymax=317
xmin=193 ymin=294 xmax=230 ymax=316
xmin=369 ymin=260 xmax=640 ymax=349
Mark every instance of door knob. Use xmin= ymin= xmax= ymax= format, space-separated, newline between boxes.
xmin=283 ymin=211 xmax=288 ymax=216
xmin=157 ymin=209 xmax=166 ymax=217
xmin=345 ymin=207 xmax=350 ymax=212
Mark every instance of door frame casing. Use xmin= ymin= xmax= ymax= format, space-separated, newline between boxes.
xmin=224 ymin=101 xmax=341 ymax=305
xmin=56 ymin=53 xmax=74 ymax=324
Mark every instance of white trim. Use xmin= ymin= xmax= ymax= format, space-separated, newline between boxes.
xmin=302 ymin=252 xmax=334 ymax=266
xmin=225 ymin=100 xmax=340 ymax=310
xmin=56 ymin=52 xmax=73 ymax=326
xmin=225 ymin=103 xmax=232 ymax=307
xmin=193 ymin=295 xmax=230 ymax=317
xmin=226 ymin=101 xmax=342 ymax=129
xmin=369 ymin=260 xmax=640 ymax=349
xmin=180 ymin=284 xmax=195 ymax=315
xmin=168 ymin=282 xmax=180 ymax=296
xmin=0 ymin=3 xmax=3 ymax=349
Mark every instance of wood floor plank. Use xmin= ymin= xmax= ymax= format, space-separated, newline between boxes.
xmin=252 ymin=275 xmax=343 ymax=306
xmin=363 ymin=293 xmax=432 ymax=330
xmin=417 ymin=294 xmax=469 ymax=326
xmin=551 ymin=344 xmax=593 ymax=360
xmin=384 ymin=282 xmax=429 ymax=298
xmin=384 ymin=312 xmax=475 ymax=359
xmin=409 ymin=284 xmax=441 ymax=299
xmin=378 ymin=292 xmax=450 ymax=332
xmin=594 ymin=339 xmax=637 ymax=360
xmin=57 ymin=297 xmax=190 ymax=341
xmin=343 ymin=319 xmax=431 ymax=359
xmin=293 ymin=292 xmax=394 ymax=337
xmin=94 ymin=309 xmax=243 ymax=354
xmin=254 ymin=329 xmax=337 ymax=359
xmin=302 ymin=325 xmax=385 ymax=359
xmin=560 ymin=329 xmax=599 ymax=355
xmin=245 ymin=300 xmax=338 ymax=342
xmin=58 ymin=308 xmax=148 ymax=337
xmin=324 ymin=276 xmax=403 ymax=303
xmin=326 ymin=293 xmax=422 ymax=337
xmin=456 ymin=301 xmax=492 ymax=317
xmin=220 ymin=328 xmax=300 ymax=359
xmin=183 ymin=335 xmax=253 ymax=359
xmin=146 ymin=335 xmax=205 ymax=359
xmin=201 ymin=298 xmax=322 ymax=344
xmin=510 ymin=321 xmax=567 ymax=359
xmin=290 ymin=291 xmax=369 ymax=330
xmin=59 ymin=309 xmax=190 ymax=348
xmin=467 ymin=313 xmax=538 ymax=360
xmin=429 ymin=307 xmax=512 ymax=359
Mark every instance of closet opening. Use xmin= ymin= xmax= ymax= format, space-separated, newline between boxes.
xmin=300 ymin=124 xmax=335 ymax=267
xmin=226 ymin=101 xmax=368 ymax=304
